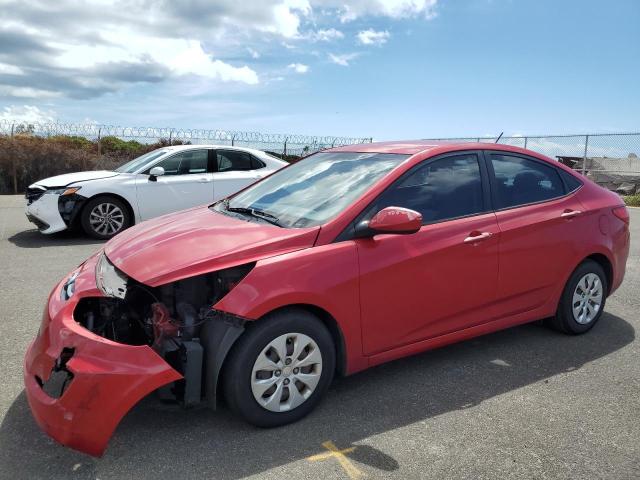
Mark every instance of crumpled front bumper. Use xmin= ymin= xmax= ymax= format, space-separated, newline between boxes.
xmin=25 ymin=193 xmax=68 ymax=234
xmin=23 ymin=254 xmax=182 ymax=456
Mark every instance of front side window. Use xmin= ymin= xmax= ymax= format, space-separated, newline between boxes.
xmin=216 ymin=152 xmax=408 ymax=228
xmin=364 ymin=154 xmax=485 ymax=224
xmin=490 ymin=154 xmax=564 ymax=208
xmin=144 ymin=150 xmax=209 ymax=176
xmin=114 ymin=149 xmax=169 ymax=173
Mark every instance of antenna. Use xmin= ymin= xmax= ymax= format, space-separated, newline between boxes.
xmin=495 ymin=132 xmax=503 ymax=143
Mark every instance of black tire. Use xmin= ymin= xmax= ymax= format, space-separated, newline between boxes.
xmin=80 ymin=195 xmax=132 ymax=240
xmin=222 ymin=308 xmax=335 ymax=427
xmin=546 ymin=260 xmax=608 ymax=335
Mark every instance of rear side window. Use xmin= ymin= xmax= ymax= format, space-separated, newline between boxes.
xmin=490 ymin=154 xmax=564 ymax=209
xmin=217 ymin=150 xmax=257 ymax=172
xmin=559 ymin=169 xmax=583 ymax=193
xmin=368 ymin=153 xmax=485 ymax=224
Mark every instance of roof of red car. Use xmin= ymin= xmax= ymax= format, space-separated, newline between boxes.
xmin=331 ymin=140 xmax=535 ymax=157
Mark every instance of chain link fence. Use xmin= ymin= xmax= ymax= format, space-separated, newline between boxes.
xmin=0 ymin=119 xmax=372 ymax=158
xmin=424 ymin=133 xmax=640 ymax=194
xmin=0 ymin=120 xmax=372 ymax=193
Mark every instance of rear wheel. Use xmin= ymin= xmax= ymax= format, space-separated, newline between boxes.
xmin=547 ymin=260 xmax=607 ymax=334
xmin=81 ymin=196 xmax=132 ymax=240
xmin=222 ymin=308 xmax=335 ymax=427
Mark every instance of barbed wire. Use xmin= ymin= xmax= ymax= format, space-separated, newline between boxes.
xmin=0 ymin=119 xmax=372 ymax=154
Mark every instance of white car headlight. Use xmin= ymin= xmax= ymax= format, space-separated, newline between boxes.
xmin=95 ymin=252 xmax=128 ymax=299
xmin=45 ymin=187 xmax=81 ymax=196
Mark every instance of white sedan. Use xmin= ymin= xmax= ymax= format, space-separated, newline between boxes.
xmin=25 ymin=145 xmax=287 ymax=239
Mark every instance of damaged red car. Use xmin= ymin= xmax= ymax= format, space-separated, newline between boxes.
xmin=24 ymin=141 xmax=630 ymax=456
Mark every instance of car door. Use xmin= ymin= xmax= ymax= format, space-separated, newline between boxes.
xmin=355 ymin=152 xmax=500 ymax=356
xmin=486 ymin=151 xmax=586 ymax=316
xmin=211 ymin=149 xmax=264 ymax=201
xmin=135 ymin=149 xmax=214 ymax=220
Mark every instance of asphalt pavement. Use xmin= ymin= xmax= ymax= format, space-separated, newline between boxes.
xmin=0 ymin=195 xmax=638 ymax=479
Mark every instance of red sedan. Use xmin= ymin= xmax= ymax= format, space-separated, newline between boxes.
xmin=24 ymin=141 xmax=630 ymax=456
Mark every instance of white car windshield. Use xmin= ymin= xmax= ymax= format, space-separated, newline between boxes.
xmin=114 ymin=149 xmax=169 ymax=173
xmin=216 ymin=151 xmax=408 ymax=228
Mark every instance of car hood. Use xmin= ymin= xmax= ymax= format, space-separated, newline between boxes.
xmin=30 ymin=170 xmax=119 ymax=188
xmin=105 ymin=206 xmax=320 ymax=286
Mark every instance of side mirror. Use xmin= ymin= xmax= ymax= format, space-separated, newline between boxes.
xmin=149 ymin=166 xmax=165 ymax=181
xmin=355 ymin=206 xmax=422 ymax=237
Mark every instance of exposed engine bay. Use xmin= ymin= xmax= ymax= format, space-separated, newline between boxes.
xmin=73 ymin=255 xmax=253 ymax=407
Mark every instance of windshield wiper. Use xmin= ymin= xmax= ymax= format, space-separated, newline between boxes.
xmin=225 ymin=201 xmax=282 ymax=227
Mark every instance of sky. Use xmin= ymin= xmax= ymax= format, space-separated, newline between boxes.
xmin=0 ymin=0 xmax=638 ymax=140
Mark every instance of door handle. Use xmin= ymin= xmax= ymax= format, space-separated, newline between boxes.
xmin=198 ymin=177 xmax=211 ymax=183
xmin=463 ymin=232 xmax=492 ymax=243
xmin=560 ymin=210 xmax=582 ymax=219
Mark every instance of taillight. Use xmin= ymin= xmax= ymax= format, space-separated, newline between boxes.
xmin=612 ymin=206 xmax=629 ymax=224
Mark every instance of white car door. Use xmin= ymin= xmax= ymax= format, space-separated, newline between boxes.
xmin=211 ymin=149 xmax=266 ymax=201
xmin=135 ymin=149 xmax=214 ymax=220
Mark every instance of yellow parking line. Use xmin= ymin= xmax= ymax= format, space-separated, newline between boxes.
xmin=307 ymin=441 xmax=364 ymax=479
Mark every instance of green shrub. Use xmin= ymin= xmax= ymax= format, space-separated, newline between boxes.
xmin=623 ymin=194 xmax=640 ymax=207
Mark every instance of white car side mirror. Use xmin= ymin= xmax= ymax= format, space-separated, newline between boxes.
xmin=149 ymin=166 xmax=165 ymax=181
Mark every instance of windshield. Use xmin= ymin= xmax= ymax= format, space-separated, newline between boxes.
xmin=218 ymin=151 xmax=408 ymax=228
xmin=114 ymin=149 xmax=169 ymax=173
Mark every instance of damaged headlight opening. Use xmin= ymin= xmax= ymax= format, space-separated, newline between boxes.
xmin=60 ymin=269 xmax=80 ymax=301
xmin=77 ymin=253 xmax=254 ymax=407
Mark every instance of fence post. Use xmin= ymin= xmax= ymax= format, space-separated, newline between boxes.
xmin=95 ymin=127 xmax=101 ymax=170
xmin=231 ymin=134 xmax=235 ymax=146
xmin=10 ymin=123 xmax=18 ymax=194
xmin=283 ymin=137 xmax=288 ymax=156
xmin=169 ymin=129 xmax=173 ymax=146
xmin=581 ymin=135 xmax=590 ymax=175
xmin=369 ymin=137 xmax=373 ymax=143
xmin=524 ymin=136 xmax=528 ymax=149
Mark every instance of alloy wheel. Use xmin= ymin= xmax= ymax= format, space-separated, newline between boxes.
xmin=89 ymin=202 xmax=125 ymax=237
xmin=572 ymin=273 xmax=604 ymax=324
xmin=250 ymin=332 xmax=323 ymax=412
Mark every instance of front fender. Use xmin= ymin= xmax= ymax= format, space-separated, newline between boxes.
xmin=213 ymin=242 xmax=367 ymax=374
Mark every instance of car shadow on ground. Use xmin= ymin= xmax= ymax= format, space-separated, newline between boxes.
xmin=7 ymin=229 xmax=104 ymax=249
xmin=0 ymin=313 xmax=634 ymax=479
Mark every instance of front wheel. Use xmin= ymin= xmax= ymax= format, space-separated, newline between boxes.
xmin=80 ymin=196 xmax=132 ymax=240
xmin=547 ymin=259 xmax=608 ymax=334
xmin=222 ymin=308 xmax=335 ymax=427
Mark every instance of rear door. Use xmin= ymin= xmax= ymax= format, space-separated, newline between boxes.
xmin=135 ymin=149 xmax=214 ymax=219
xmin=356 ymin=151 xmax=501 ymax=355
xmin=212 ymin=150 xmax=265 ymax=200
xmin=486 ymin=151 xmax=585 ymax=316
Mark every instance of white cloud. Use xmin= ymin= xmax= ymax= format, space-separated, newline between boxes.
xmin=0 ymin=63 xmax=24 ymax=75
xmin=0 ymin=105 xmax=57 ymax=123
xmin=0 ymin=0 xmax=439 ymax=99
xmin=0 ymin=86 xmax=61 ymax=99
xmin=266 ymin=0 xmax=312 ymax=37
xmin=328 ymin=52 xmax=359 ymax=66
xmin=334 ymin=0 xmax=438 ymax=22
xmin=169 ymin=41 xmax=259 ymax=84
xmin=288 ymin=62 xmax=310 ymax=73
xmin=309 ymin=28 xmax=344 ymax=41
xmin=357 ymin=29 xmax=390 ymax=45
